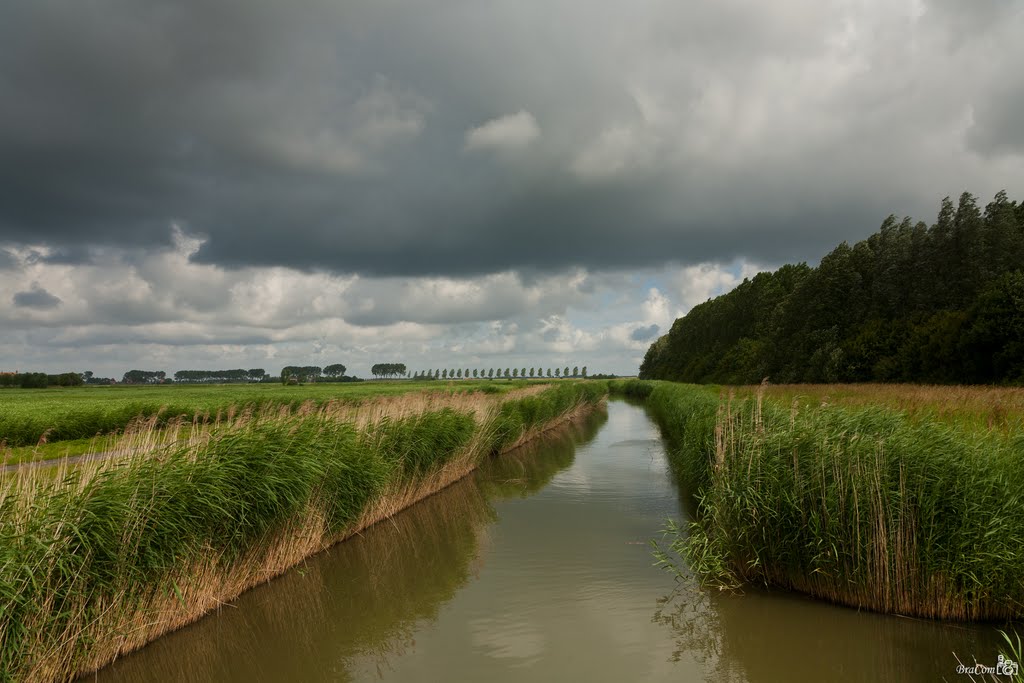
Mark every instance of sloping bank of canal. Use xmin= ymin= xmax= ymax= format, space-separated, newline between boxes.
xmin=626 ymin=380 xmax=1024 ymax=623
xmin=0 ymin=383 xmax=606 ymax=682
xmin=96 ymin=399 xmax=1008 ymax=682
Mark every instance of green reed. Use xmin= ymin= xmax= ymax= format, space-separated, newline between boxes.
xmin=488 ymin=381 xmax=607 ymax=452
xmin=634 ymin=381 xmax=1024 ymax=621
xmin=0 ymin=383 xmax=606 ymax=681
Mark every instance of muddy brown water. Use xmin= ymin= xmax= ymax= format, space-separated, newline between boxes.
xmin=97 ymin=400 xmax=1011 ymax=682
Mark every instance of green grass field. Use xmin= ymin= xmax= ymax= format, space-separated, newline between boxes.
xmin=0 ymin=380 xmax=537 ymax=454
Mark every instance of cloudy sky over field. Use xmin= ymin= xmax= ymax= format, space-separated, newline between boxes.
xmin=1 ymin=0 xmax=1022 ymax=377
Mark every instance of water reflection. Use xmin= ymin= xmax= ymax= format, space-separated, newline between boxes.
xmin=98 ymin=408 xmax=607 ymax=683
xmin=478 ymin=406 xmax=607 ymax=499
xmin=653 ymin=580 xmax=1012 ymax=683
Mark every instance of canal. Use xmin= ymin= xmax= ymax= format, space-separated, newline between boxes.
xmin=98 ymin=400 xmax=1008 ymax=682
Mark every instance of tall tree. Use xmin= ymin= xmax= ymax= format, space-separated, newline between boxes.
xmin=640 ymin=190 xmax=1024 ymax=386
xmin=370 ymin=363 xmax=406 ymax=379
xmin=323 ymin=364 xmax=347 ymax=378
xmin=122 ymin=370 xmax=165 ymax=384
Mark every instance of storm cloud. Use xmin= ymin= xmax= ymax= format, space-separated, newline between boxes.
xmin=2 ymin=0 xmax=1022 ymax=277
xmin=630 ymin=324 xmax=660 ymax=342
xmin=13 ymin=284 xmax=62 ymax=310
xmin=0 ymin=0 xmax=1022 ymax=375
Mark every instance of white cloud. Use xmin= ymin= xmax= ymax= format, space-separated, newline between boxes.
xmin=672 ymin=262 xmax=765 ymax=312
xmin=1 ymin=243 xmax=688 ymax=376
xmin=464 ymin=110 xmax=540 ymax=152
xmin=571 ymin=125 xmax=654 ymax=180
xmin=1 ymin=248 xmax=783 ymax=378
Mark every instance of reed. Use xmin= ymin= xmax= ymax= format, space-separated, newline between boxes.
xmin=0 ymin=383 xmax=605 ymax=682
xmin=636 ymin=381 xmax=1024 ymax=621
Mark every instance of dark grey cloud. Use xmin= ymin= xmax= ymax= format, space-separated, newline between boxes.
xmin=924 ymin=0 xmax=1017 ymax=40
xmin=0 ymin=0 xmax=1021 ymax=278
xmin=13 ymin=284 xmax=62 ymax=309
xmin=969 ymin=86 xmax=1024 ymax=157
xmin=29 ymin=327 xmax=277 ymax=349
xmin=0 ymin=249 xmax=15 ymax=269
xmin=630 ymin=324 xmax=660 ymax=342
xmin=31 ymin=246 xmax=100 ymax=265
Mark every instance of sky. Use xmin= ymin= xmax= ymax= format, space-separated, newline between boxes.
xmin=1 ymin=0 xmax=1023 ymax=378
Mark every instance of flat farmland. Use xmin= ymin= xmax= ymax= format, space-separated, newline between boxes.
xmin=0 ymin=381 xmax=530 ymax=456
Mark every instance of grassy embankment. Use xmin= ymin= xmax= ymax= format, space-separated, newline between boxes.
xmin=0 ymin=381 xmax=533 ymax=464
xmin=101 ymin=412 xmax=609 ymax=681
xmin=0 ymin=381 xmax=606 ymax=682
xmin=610 ymin=380 xmax=1024 ymax=621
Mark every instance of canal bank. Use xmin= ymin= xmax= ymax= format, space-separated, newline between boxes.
xmin=1 ymin=383 xmax=606 ymax=682
xmin=96 ymin=400 xmax=1007 ymax=683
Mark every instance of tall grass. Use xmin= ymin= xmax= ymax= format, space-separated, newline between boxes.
xmin=732 ymin=383 xmax=1024 ymax=434
xmin=636 ymin=381 xmax=1024 ymax=621
xmin=488 ymin=381 xmax=607 ymax=452
xmin=0 ymin=383 xmax=605 ymax=681
xmin=101 ymin=410 xmax=610 ymax=682
xmin=0 ymin=381 xmax=535 ymax=448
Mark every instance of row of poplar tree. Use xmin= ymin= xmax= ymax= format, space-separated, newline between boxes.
xmin=413 ymin=366 xmax=587 ymax=380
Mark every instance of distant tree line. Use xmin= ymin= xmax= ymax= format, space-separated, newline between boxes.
xmin=411 ymin=366 xmax=587 ymax=380
xmin=122 ymin=370 xmax=166 ymax=384
xmin=640 ymin=191 xmax=1024 ymax=385
xmin=0 ymin=372 xmax=85 ymax=388
xmin=2 ymin=363 xmax=359 ymax=388
xmin=0 ymin=360 xmax=604 ymax=389
xmin=174 ymin=369 xmax=268 ymax=383
xmin=279 ymin=364 xmax=355 ymax=384
xmin=371 ymin=363 xmax=406 ymax=379
xmin=81 ymin=371 xmax=115 ymax=385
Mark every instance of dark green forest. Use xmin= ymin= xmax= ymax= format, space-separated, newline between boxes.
xmin=639 ymin=191 xmax=1024 ymax=385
